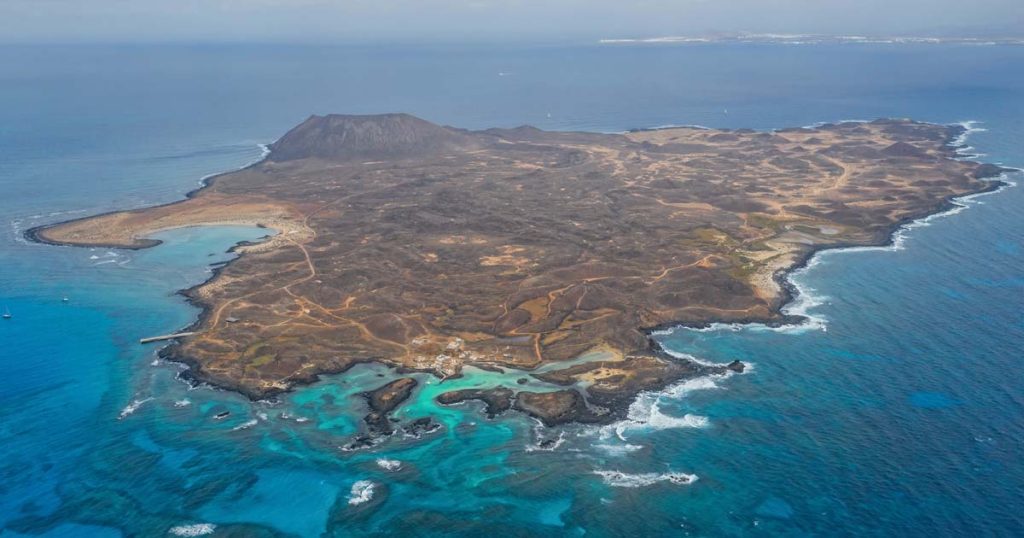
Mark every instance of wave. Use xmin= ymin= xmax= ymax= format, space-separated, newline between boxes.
xmin=174 ymin=399 xmax=192 ymax=408
xmin=376 ymin=458 xmax=402 ymax=472
xmin=660 ymin=348 xmax=757 ymax=373
xmin=348 ymin=480 xmax=376 ymax=505
xmin=525 ymin=430 xmax=567 ymax=452
xmin=11 ymin=209 xmax=90 ymax=244
xmin=952 ymin=120 xmax=987 ymax=151
xmin=660 ymin=348 xmax=731 ymax=368
xmin=594 ymin=470 xmax=698 ymax=487
xmin=118 ymin=397 xmax=153 ymax=420
xmin=27 ymin=208 xmax=90 ymax=220
xmin=774 ymin=266 xmax=830 ymax=334
xmin=197 ymin=143 xmax=271 ymax=186
xmin=88 ymin=250 xmax=128 ymax=267
xmin=594 ymin=443 xmax=643 ymax=456
xmin=605 ymin=374 xmax=724 ymax=440
xmin=168 ymin=524 xmax=216 ymax=537
xmin=231 ymin=419 xmax=258 ymax=431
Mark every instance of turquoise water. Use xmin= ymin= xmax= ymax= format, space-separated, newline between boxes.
xmin=1 ymin=43 xmax=1022 ymax=536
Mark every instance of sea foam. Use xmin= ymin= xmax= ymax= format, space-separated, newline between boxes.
xmin=118 ymin=397 xmax=153 ymax=420
xmin=376 ymin=458 xmax=402 ymax=472
xmin=196 ymin=143 xmax=271 ymax=186
xmin=594 ymin=470 xmax=698 ymax=487
xmin=525 ymin=430 xmax=567 ymax=452
xmin=348 ymin=480 xmax=376 ymax=505
xmin=231 ymin=419 xmax=258 ymax=431
xmin=594 ymin=443 xmax=644 ymax=456
xmin=168 ymin=523 xmax=216 ymax=536
xmin=605 ymin=374 xmax=724 ymax=440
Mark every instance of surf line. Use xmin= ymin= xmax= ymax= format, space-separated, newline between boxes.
xmin=579 ymin=121 xmax=1018 ymax=460
xmin=654 ymin=120 xmax=1018 ymax=338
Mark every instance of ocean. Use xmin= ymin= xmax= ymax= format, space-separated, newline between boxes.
xmin=0 ymin=43 xmax=1022 ymax=537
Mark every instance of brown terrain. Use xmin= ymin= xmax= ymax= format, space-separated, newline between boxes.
xmin=29 ymin=113 xmax=1005 ymax=427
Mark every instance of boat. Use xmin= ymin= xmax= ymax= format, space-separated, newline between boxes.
xmin=62 ymin=296 xmax=69 ymax=303
xmin=2 ymin=307 xmax=11 ymax=320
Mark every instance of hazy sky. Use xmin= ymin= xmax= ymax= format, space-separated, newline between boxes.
xmin=2 ymin=0 xmax=1022 ymax=43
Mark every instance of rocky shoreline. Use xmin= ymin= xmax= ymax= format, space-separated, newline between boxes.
xmin=24 ymin=115 xmax=1011 ymax=432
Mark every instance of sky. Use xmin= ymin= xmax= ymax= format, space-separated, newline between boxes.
xmin=1 ymin=0 xmax=1022 ymax=44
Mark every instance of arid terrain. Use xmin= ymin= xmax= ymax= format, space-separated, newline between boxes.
xmin=30 ymin=114 xmax=1004 ymax=426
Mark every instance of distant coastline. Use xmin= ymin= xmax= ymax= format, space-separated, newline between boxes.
xmin=600 ymin=33 xmax=1024 ymax=46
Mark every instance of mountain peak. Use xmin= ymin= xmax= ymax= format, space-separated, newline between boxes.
xmin=269 ymin=113 xmax=479 ymax=162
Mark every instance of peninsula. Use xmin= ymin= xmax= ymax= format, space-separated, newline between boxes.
xmin=29 ymin=114 xmax=1005 ymax=426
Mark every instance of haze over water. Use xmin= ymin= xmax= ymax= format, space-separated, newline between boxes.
xmin=1 ymin=43 xmax=1022 ymax=536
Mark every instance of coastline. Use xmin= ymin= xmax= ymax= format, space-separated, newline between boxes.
xmin=622 ymin=123 xmax=1019 ymax=439
xmin=651 ymin=122 xmax=1017 ymax=337
xmin=23 ymin=144 xmax=273 ymax=251
xmin=21 ymin=119 xmax=1015 ymax=423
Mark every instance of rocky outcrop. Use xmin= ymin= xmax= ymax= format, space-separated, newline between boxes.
xmin=436 ymin=388 xmax=514 ymax=417
xmin=402 ymin=417 xmax=442 ymax=438
xmin=436 ymin=357 xmax=749 ymax=427
xmin=362 ymin=377 xmax=418 ymax=435
xmin=513 ymin=390 xmax=604 ymax=427
xmin=726 ymin=360 xmax=745 ymax=373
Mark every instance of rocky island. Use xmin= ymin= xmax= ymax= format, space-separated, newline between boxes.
xmin=29 ymin=114 xmax=1005 ymax=427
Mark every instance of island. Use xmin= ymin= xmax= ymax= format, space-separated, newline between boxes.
xmin=28 ymin=113 xmax=1006 ymax=428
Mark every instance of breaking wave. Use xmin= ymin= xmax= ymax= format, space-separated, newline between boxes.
xmin=117 ymin=397 xmax=153 ymax=420
xmin=231 ymin=419 xmax=258 ymax=431
xmin=526 ymin=430 xmax=567 ymax=452
xmin=348 ymin=480 xmax=376 ymax=505
xmin=952 ymin=120 xmax=987 ymax=153
xmin=594 ymin=443 xmax=643 ymax=456
xmin=594 ymin=470 xmax=698 ymax=487
xmin=278 ymin=412 xmax=310 ymax=423
xmin=605 ymin=374 xmax=725 ymax=440
xmin=376 ymin=458 xmax=402 ymax=472
xmin=168 ymin=523 xmax=216 ymax=536
xmin=196 ymin=143 xmax=271 ymax=186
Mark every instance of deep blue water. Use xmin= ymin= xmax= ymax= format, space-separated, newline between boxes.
xmin=0 ymin=43 xmax=1022 ymax=537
